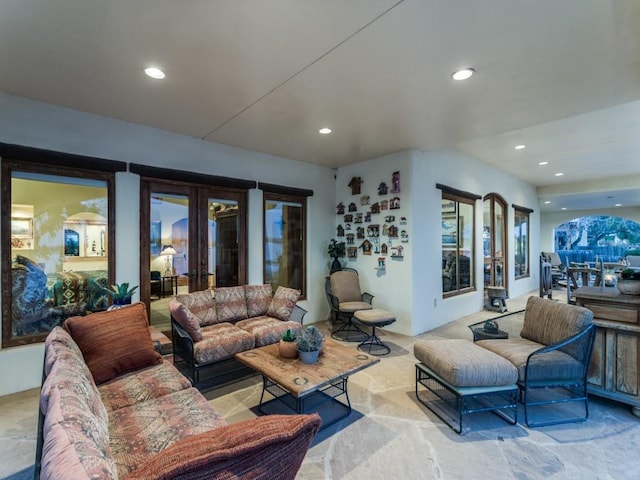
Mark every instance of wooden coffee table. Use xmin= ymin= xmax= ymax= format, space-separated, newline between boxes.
xmin=235 ymin=339 xmax=379 ymax=430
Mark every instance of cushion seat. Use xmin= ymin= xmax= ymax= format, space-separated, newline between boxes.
xmin=194 ymin=323 xmax=255 ymax=364
xmin=235 ymin=316 xmax=303 ymax=347
xmin=476 ymin=338 xmax=584 ymax=382
xmin=414 ymin=338 xmax=518 ymax=387
xmin=338 ymin=301 xmax=373 ymax=313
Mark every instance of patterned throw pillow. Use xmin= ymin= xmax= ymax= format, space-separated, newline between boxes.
xmin=244 ymin=284 xmax=273 ymax=317
xmin=169 ymin=298 xmax=203 ymax=341
xmin=266 ymin=286 xmax=301 ymax=321
xmin=215 ymin=286 xmax=248 ymax=323
xmin=175 ymin=290 xmax=217 ymax=326
xmin=65 ymin=303 xmax=162 ymax=384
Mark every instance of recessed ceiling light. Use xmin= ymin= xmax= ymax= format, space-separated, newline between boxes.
xmin=561 ymin=207 xmax=567 ymax=210
xmin=451 ymin=68 xmax=475 ymax=81
xmin=615 ymin=203 xmax=622 ymax=207
xmin=515 ymin=145 xmax=526 ymax=150
xmin=144 ymin=67 xmax=165 ymax=79
xmin=544 ymin=201 xmax=551 ymax=204
xmin=318 ymin=127 xmax=332 ymax=135
xmin=554 ymin=172 xmax=564 ymax=177
xmin=538 ymin=161 xmax=548 ymax=166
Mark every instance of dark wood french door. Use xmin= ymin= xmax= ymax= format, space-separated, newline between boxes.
xmin=140 ymin=179 xmax=246 ymax=326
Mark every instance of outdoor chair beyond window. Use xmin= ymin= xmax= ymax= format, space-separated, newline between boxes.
xmin=325 ymin=268 xmax=374 ymax=341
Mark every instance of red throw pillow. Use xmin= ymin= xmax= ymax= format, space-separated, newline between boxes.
xmin=65 ymin=303 xmax=161 ymax=384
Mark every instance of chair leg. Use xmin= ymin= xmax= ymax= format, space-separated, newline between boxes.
xmin=357 ymin=326 xmax=391 ymax=356
xmin=331 ymin=314 xmax=368 ymax=342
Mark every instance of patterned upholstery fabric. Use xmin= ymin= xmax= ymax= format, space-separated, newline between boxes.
xmin=236 ymin=317 xmax=303 ymax=347
xmin=65 ymin=303 xmax=162 ymax=384
xmin=169 ymin=298 xmax=203 ymax=341
xmin=266 ymin=286 xmax=301 ymax=321
xmin=124 ymin=414 xmax=321 ymax=480
xmin=244 ymin=284 xmax=273 ymax=317
xmin=40 ymin=386 xmax=117 ymax=480
xmin=215 ymin=286 xmax=248 ymax=322
xmin=98 ymin=361 xmax=192 ymax=412
xmin=330 ymin=271 xmax=362 ymax=302
xmin=520 ymin=296 xmax=593 ymax=346
xmin=108 ymin=388 xmax=227 ymax=478
xmin=476 ymin=338 xmax=584 ymax=382
xmin=414 ymin=339 xmax=518 ymax=387
xmin=194 ymin=323 xmax=255 ymax=364
xmin=175 ymin=289 xmax=217 ymax=326
xmin=49 ymin=270 xmax=110 ymax=312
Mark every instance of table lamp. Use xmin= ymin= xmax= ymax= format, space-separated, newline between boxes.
xmin=160 ymin=245 xmax=177 ymax=276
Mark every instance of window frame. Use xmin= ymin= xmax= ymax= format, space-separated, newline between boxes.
xmin=1 ymin=151 xmax=119 ymax=347
xmin=263 ymin=191 xmax=307 ymax=298
xmin=513 ymin=204 xmax=533 ymax=280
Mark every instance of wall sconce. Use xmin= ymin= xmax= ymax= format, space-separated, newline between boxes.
xmin=160 ymin=245 xmax=177 ymax=277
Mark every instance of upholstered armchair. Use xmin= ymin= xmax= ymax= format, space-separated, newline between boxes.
xmin=325 ymin=268 xmax=374 ymax=341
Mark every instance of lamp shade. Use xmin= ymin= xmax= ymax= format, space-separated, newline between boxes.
xmin=160 ymin=245 xmax=177 ymax=256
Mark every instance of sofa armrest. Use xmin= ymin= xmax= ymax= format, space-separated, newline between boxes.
xmin=289 ymin=304 xmax=307 ymax=324
xmin=123 ymin=413 xmax=321 ymax=480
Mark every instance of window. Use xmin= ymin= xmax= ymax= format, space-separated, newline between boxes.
xmin=439 ymin=185 xmax=479 ymax=296
xmin=514 ymin=207 xmax=531 ymax=279
xmin=264 ymin=192 xmax=306 ymax=296
xmin=2 ymin=156 xmax=117 ymax=347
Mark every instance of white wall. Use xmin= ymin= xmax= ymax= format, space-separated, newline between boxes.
xmin=0 ymin=94 xmax=335 ymax=396
xmin=334 ymin=152 xmax=414 ymax=335
xmin=540 ymin=207 xmax=640 ymax=253
xmin=335 ymin=149 xmax=540 ymax=336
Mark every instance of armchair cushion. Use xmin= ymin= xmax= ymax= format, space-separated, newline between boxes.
xmin=520 ymin=296 xmax=593 ymax=346
xmin=476 ymin=338 xmax=584 ymax=382
xmin=169 ymin=298 xmax=203 ymax=342
xmin=244 ymin=284 xmax=273 ymax=317
xmin=266 ymin=286 xmax=301 ymax=321
xmin=330 ymin=271 xmax=362 ymax=303
xmin=215 ymin=286 xmax=248 ymax=323
xmin=175 ymin=290 xmax=217 ymax=327
xmin=338 ymin=301 xmax=373 ymax=313
xmin=65 ymin=303 xmax=162 ymax=384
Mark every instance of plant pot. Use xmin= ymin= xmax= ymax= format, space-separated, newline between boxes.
xmin=617 ymin=279 xmax=640 ymax=295
xmin=298 ymin=349 xmax=320 ymax=364
xmin=113 ymin=297 xmax=132 ymax=306
xmin=278 ymin=340 xmax=298 ymax=359
xmin=330 ymin=257 xmax=342 ymax=274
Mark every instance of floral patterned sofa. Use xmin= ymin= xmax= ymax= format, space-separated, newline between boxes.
xmin=35 ymin=303 xmax=320 ymax=480
xmin=169 ymin=285 xmax=306 ymax=386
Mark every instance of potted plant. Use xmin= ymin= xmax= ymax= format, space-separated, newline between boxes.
xmin=618 ymin=268 xmax=640 ymax=295
xmin=105 ymin=282 xmax=139 ymax=306
xmin=328 ymin=239 xmax=346 ymax=274
xmin=279 ymin=329 xmax=298 ymax=359
xmin=295 ymin=326 xmax=325 ymax=364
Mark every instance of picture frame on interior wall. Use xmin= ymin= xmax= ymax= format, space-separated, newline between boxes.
xmin=442 ymin=215 xmax=458 ymax=246
xmin=150 ymin=221 xmax=162 ymax=256
xmin=11 ymin=217 xmax=33 ymax=238
xmin=442 ymin=200 xmax=456 ymax=214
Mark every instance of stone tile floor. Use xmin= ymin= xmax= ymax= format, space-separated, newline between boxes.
xmin=2 ymin=290 xmax=639 ymax=479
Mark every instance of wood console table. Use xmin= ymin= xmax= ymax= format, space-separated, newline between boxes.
xmin=573 ymin=287 xmax=640 ymax=417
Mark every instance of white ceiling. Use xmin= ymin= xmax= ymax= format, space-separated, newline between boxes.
xmin=2 ymin=0 xmax=640 ymax=213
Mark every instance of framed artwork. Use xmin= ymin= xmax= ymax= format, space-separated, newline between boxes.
xmin=11 ymin=217 xmax=33 ymax=238
xmin=64 ymin=229 xmax=80 ymax=256
xmin=151 ymin=221 xmax=162 ymax=256
xmin=442 ymin=200 xmax=456 ymax=214
xmin=442 ymin=215 xmax=459 ymax=246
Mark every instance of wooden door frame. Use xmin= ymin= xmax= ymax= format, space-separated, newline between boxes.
xmin=483 ymin=193 xmax=508 ymax=294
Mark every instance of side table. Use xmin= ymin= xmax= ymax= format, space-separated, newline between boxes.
xmin=470 ymin=327 xmax=508 ymax=342
xmin=161 ymin=275 xmax=178 ymax=297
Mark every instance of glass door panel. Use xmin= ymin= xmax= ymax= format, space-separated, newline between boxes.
xmin=208 ymin=198 xmax=239 ymax=287
xmin=483 ymin=194 xmax=508 ymax=290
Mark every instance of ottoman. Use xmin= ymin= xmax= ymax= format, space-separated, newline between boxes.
xmin=353 ymin=309 xmax=396 ymax=356
xmin=414 ymin=338 xmax=518 ymax=434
